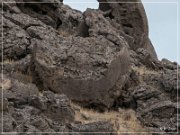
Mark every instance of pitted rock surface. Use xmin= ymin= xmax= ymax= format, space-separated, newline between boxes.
xmin=28 ymin=91 xmax=75 ymax=123
xmin=122 ymin=65 xmax=179 ymax=132
xmin=98 ymin=0 xmax=157 ymax=60
xmin=67 ymin=121 xmax=116 ymax=135
xmin=1 ymin=0 xmax=179 ymax=134
xmin=33 ymin=24 xmax=130 ymax=107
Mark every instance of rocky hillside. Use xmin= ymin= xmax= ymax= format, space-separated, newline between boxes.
xmin=0 ymin=0 xmax=179 ymax=134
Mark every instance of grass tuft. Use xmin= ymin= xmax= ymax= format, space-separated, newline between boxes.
xmin=71 ymin=103 xmax=149 ymax=133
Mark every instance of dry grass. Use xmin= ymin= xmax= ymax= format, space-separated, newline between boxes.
xmin=1 ymin=58 xmax=33 ymax=85
xmin=132 ymin=66 xmax=157 ymax=76
xmin=22 ymin=73 xmax=33 ymax=83
xmin=58 ymin=30 xmax=69 ymax=37
xmin=131 ymin=66 xmax=161 ymax=83
xmin=0 ymin=78 xmax=12 ymax=90
xmin=0 ymin=72 xmax=33 ymax=91
xmin=13 ymin=72 xmax=33 ymax=84
xmin=1 ymin=58 xmax=15 ymax=64
xmin=57 ymin=68 xmax=64 ymax=76
xmin=71 ymin=103 xmax=149 ymax=133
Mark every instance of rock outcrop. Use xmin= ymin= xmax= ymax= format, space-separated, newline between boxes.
xmin=32 ymin=18 xmax=130 ymax=107
xmin=0 ymin=0 xmax=179 ymax=134
xmin=98 ymin=0 xmax=157 ymax=60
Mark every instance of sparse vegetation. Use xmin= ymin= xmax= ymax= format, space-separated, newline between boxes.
xmin=12 ymin=72 xmax=33 ymax=84
xmin=58 ymin=30 xmax=69 ymax=37
xmin=2 ymin=0 xmax=178 ymax=133
xmin=0 ymin=78 xmax=12 ymax=90
xmin=1 ymin=58 xmax=15 ymax=64
xmin=132 ymin=66 xmax=158 ymax=75
xmin=1 ymin=58 xmax=33 ymax=83
xmin=71 ymin=103 xmax=149 ymax=133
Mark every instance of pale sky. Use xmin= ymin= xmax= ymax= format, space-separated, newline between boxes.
xmin=64 ymin=0 xmax=179 ymax=63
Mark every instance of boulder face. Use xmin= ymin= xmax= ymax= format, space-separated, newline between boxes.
xmin=32 ymin=8 xmax=130 ymax=107
xmin=98 ymin=0 xmax=157 ymax=60
xmin=1 ymin=0 xmax=179 ymax=134
xmin=34 ymin=35 xmax=129 ymax=107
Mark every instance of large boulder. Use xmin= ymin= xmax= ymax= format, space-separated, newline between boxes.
xmin=30 ymin=8 xmax=130 ymax=108
xmin=98 ymin=0 xmax=157 ymax=60
xmin=31 ymin=23 xmax=130 ymax=107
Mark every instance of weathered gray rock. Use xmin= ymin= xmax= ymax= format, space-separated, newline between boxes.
xmin=139 ymin=100 xmax=177 ymax=132
xmin=2 ymin=17 xmax=31 ymax=61
xmin=28 ymin=91 xmax=75 ymax=123
xmin=2 ymin=75 xmax=39 ymax=108
xmin=160 ymin=69 xmax=180 ymax=102
xmin=67 ymin=121 xmax=116 ymax=135
xmin=16 ymin=0 xmax=82 ymax=36
xmin=27 ymin=6 xmax=131 ymax=110
xmin=20 ymin=5 xmax=59 ymax=28
xmin=0 ymin=97 xmax=9 ymax=112
xmin=3 ymin=0 xmax=21 ymax=13
xmin=129 ymin=48 xmax=159 ymax=69
xmin=2 ymin=4 xmax=46 ymax=61
xmin=161 ymin=58 xmax=179 ymax=70
xmin=0 ymin=112 xmax=16 ymax=132
xmin=1 ymin=0 xmax=178 ymax=134
xmin=31 ymin=21 xmax=130 ymax=107
xmin=10 ymin=106 xmax=53 ymax=133
xmin=1 ymin=91 xmax=75 ymax=133
xmin=56 ymin=4 xmax=83 ymax=36
xmin=142 ymin=67 xmax=179 ymax=102
xmin=123 ymin=66 xmax=179 ymax=132
xmin=1 ymin=55 xmax=31 ymax=77
xmin=98 ymin=0 xmax=157 ymax=60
